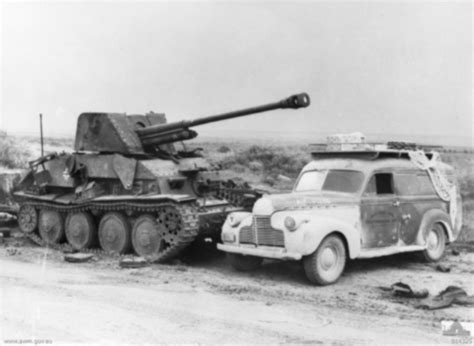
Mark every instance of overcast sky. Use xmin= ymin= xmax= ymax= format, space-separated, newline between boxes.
xmin=1 ymin=1 xmax=472 ymax=145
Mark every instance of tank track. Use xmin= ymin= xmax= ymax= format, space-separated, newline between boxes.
xmin=20 ymin=199 xmax=199 ymax=263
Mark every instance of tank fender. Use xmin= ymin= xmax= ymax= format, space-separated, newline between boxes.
xmin=415 ymin=209 xmax=453 ymax=244
xmin=299 ymin=217 xmax=361 ymax=259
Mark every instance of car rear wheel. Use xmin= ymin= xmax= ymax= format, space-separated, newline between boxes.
xmin=228 ymin=253 xmax=263 ymax=271
xmin=303 ymin=234 xmax=346 ymax=286
xmin=422 ymin=223 xmax=446 ymax=262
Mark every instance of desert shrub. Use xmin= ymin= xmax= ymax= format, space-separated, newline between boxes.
xmin=0 ymin=135 xmax=32 ymax=169
xmin=217 ymin=145 xmax=231 ymax=153
xmin=248 ymin=160 xmax=263 ymax=172
xmin=218 ymin=144 xmax=308 ymax=184
xmin=230 ymin=163 xmax=246 ymax=173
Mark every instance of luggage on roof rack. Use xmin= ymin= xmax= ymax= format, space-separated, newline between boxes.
xmin=309 ymin=134 xmax=442 ymax=160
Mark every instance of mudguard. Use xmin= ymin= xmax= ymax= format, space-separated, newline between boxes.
xmin=415 ymin=208 xmax=453 ymax=244
xmin=296 ymin=217 xmax=361 ymax=259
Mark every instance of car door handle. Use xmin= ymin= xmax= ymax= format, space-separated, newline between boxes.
xmin=393 ymin=201 xmax=400 ymax=207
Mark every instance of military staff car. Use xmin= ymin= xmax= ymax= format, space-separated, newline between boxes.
xmin=218 ymin=138 xmax=462 ymax=285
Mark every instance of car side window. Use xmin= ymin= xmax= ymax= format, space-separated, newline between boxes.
xmin=394 ymin=172 xmax=437 ymax=196
xmin=364 ymin=173 xmax=394 ymax=195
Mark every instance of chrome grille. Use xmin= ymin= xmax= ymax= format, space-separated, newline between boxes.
xmin=239 ymin=216 xmax=284 ymax=247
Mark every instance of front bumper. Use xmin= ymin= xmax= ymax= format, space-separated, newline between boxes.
xmin=217 ymin=243 xmax=302 ymax=260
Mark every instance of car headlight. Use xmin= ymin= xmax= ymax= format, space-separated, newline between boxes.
xmin=284 ymin=216 xmax=297 ymax=231
xmin=228 ymin=214 xmax=241 ymax=227
xmin=227 ymin=212 xmax=249 ymax=227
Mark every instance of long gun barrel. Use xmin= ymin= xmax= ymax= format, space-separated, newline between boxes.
xmin=136 ymin=93 xmax=310 ymax=147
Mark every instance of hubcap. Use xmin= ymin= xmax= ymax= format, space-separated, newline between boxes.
xmin=320 ymin=247 xmax=337 ymax=270
xmin=72 ymin=227 xmax=81 ymax=237
xmin=138 ymin=229 xmax=151 ymax=247
xmin=105 ymin=229 xmax=116 ymax=242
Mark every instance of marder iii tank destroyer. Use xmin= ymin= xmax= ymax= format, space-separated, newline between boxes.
xmin=14 ymin=93 xmax=310 ymax=262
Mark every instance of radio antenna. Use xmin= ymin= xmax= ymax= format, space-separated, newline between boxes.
xmin=39 ymin=113 xmax=44 ymax=157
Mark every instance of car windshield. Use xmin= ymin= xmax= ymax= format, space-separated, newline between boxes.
xmin=294 ymin=169 xmax=364 ymax=193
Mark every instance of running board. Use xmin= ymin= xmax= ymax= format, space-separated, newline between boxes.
xmin=358 ymin=245 xmax=426 ymax=258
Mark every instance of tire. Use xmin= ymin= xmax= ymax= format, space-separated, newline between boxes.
xmin=38 ymin=210 xmax=65 ymax=245
xmin=65 ymin=212 xmax=97 ymax=251
xmin=228 ymin=253 xmax=263 ymax=271
xmin=303 ymin=234 xmax=346 ymax=286
xmin=422 ymin=223 xmax=446 ymax=262
xmin=98 ymin=212 xmax=132 ymax=254
xmin=131 ymin=214 xmax=164 ymax=261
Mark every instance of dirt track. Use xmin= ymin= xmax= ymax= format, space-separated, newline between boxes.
xmin=1 ymin=232 xmax=473 ymax=344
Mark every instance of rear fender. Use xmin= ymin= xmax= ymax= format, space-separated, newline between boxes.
xmin=416 ymin=209 xmax=454 ymax=244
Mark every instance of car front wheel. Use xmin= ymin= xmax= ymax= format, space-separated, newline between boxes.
xmin=228 ymin=253 xmax=263 ymax=271
xmin=422 ymin=223 xmax=446 ymax=262
xmin=303 ymin=234 xmax=346 ymax=286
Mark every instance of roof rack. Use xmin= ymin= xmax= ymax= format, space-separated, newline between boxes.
xmin=309 ymin=139 xmax=443 ymax=160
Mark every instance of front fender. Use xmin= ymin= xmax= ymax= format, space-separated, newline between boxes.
xmin=291 ymin=217 xmax=360 ymax=259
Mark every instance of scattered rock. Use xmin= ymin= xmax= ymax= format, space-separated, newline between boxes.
xmin=119 ymin=257 xmax=148 ymax=269
xmin=62 ymin=248 xmax=78 ymax=254
xmin=174 ymin=266 xmax=187 ymax=272
xmin=6 ymin=248 xmax=20 ymax=256
xmin=436 ymin=264 xmax=451 ymax=273
xmin=64 ymin=253 xmax=94 ymax=263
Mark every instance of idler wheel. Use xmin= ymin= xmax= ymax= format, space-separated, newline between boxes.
xmin=98 ymin=212 xmax=131 ymax=254
xmin=38 ymin=210 xmax=65 ymax=244
xmin=65 ymin=212 xmax=96 ymax=250
xmin=132 ymin=214 xmax=165 ymax=261
xmin=18 ymin=205 xmax=38 ymax=234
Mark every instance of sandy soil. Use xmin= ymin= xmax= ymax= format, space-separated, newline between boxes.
xmin=0 ymin=231 xmax=473 ymax=345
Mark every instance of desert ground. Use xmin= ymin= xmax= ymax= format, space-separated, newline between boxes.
xmin=0 ymin=133 xmax=473 ymax=344
xmin=1 ymin=232 xmax=473 ymax=344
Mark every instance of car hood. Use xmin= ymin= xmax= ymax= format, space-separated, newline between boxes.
xmin=252 ymin=191 xmax=358 ymax=215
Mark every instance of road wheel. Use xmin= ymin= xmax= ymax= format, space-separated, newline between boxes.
xmin=38 ymin=210 xmax=65 ymax=245
xmin=65 ymin=212 xmax=96 ymax=250
xmin=132 ymin=214 xmax=165 ymax=261
xmin=18 ymin=205 xmax=38 ymax=234
xmin=303 ymin=234 xmax=346 ymax=286
xmin=228 ymin=253 xmax=263 ymax=271
xmin=98 ymin=212 xmax=132 ymax=254
xmin=422 ymin=223 xmax=446 ymax=262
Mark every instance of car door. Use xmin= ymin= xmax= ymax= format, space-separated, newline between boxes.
xmin=360 ymin=172 xmax=401 ymax=248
